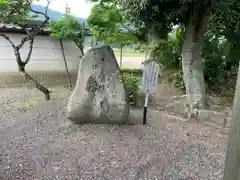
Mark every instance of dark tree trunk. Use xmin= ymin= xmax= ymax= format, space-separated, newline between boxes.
xmin=223 ymin=63 xmax=240 ymax=180
xmin=0 ymin=33 xmax=51 ymax=100
xmin=120 ymin=44 xmax=123 ymax=68
xmin=74 ymin=40 xmax=84 ymax=56
xmin=60 ymin=38 xmax=73 ymax=90
xmin=21 ymin=69 xmax=50 ymax=100
xmin=0 ymin=2 xmax=52 ymax=100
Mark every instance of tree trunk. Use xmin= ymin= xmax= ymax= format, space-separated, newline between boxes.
xmin=223 ymin=64 xmax=240 ymax=180
xmin=74 ymin=40 xmax=84 ymax=57
xmin=1 ymin=3 xmax=52 ymax=101
xmin=120 ymin=44 xmax=123 ymax=68
xmin=182 ymin=12 xmax=207 ymax=108
xmin=20 ymin=69 xmax=50 ymax=100
xmin=60 ymin=39 xmax=73 ymax=90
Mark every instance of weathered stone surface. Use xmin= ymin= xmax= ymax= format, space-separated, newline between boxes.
xmin=67 ymin=45 xmax=129 ymax=124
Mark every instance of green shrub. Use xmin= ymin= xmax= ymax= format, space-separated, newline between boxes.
xmin=173 ymin=71 xmax=185 ymax=89
xmin=121 ymin=68 xmax=142 ymax=76
xmin=152 ymin=28 xmax=239 ymax=94
xmin=168 ymin=71 xmax=185 ymax=90
xmin=122 ymin=72 xmax=140 ymax=106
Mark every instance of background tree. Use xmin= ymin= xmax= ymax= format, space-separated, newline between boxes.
xmin=0 ymin=0 xmax=52 ymax=100
xmin=87 ymin=1 xmax=141 ymax=67
xmin=0 ymin=0 xmax=30 ymax=23
xmin=49 ymin=14 xmax=86 ymax=55
xmin=123 ymin=0 xmax=233 ymax=108
xmin=89 ymin=0 xmax=240 ymax=102
xmin=48 ymin=14 xmax=87 ymax=89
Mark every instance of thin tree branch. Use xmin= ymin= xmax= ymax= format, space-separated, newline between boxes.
xmin=26 ymin=0 xmax=49 ymax=20
xmin=123 ymin=25 xmax=147 ymax=41
xmin=74 ymin=40 xmax=84 ymax=55
xmin=16 ymin=36 xmax=33 ymax=50
xmin=60 ymin=38 xmax=73 ymax=90
xmin=0 ymin=33 xmax=16 ymax=48
xmin=16 ymin=0 xmax=51 ymax=50
xmin=0 ymin=33 xmax=24 ymax=68
xmin=123 ymin=25 xmax=141 ymax=38
xmin=23 ymin=37 xmax=34 ymax=65
xmin=1 ymin=0 xmax=52 ymax=100
xmin=45 ymin=0 xmax=51 ymax=15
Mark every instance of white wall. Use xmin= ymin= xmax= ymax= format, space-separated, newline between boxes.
xmin=0 ymin=33 xmax=82 ymax=73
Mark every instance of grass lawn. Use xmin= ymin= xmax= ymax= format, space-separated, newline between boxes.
xmin=114 ymin=51 xmax=145 ymax=57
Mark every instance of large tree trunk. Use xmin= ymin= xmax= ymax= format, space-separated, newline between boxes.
xmin=182 ymin=11 xmax=207 ymax=108
xmin=223 ymin=64 xmax=240 ymax=180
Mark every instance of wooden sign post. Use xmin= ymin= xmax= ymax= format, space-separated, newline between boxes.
xmin=141 ymin=59 xmax=161 ymax=125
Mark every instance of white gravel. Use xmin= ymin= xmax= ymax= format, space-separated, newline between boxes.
xmin=0 ymin=87 xmax=229 ymax=179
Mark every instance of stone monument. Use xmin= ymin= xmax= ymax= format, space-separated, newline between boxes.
xmin=66 ymin=45 xmax=129 ymax=124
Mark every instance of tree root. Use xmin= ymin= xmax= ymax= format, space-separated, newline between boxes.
xmin=185 ymin=103 xmax=200 ymax=121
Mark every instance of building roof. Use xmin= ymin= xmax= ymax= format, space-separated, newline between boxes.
xmin=0 ymin=21 xmax=91 ymax=37
xmin=0 ymin=21 xmax=51 ymax=35
xmin=0 ymin=4 xmax=86 ymax=36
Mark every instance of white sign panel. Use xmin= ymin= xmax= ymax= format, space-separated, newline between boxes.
xmin=141 ymin=60 xmax=160 ymax=92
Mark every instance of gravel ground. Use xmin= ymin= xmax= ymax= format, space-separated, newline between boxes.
xmin=0 ymin=87 xmax=71 ymax=129
xmin=0 ymin=87 xmax=229 ymax=179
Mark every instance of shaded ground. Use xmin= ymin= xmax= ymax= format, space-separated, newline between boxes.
xmin=0 ymin=87 xmax=229 ymax=179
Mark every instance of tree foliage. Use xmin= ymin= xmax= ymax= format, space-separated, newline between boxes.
xmin=155 ymin=27 xmax=239 ymax=93
xmin=0 ymin=0 xmax=30 ymax=24
xmin=49 ymin=14 xmax=86 ymax=54
xmin=87 ymin=2 xmax=139 ymax=45
xmin=120 ymin=0 xmax=231 ymax=30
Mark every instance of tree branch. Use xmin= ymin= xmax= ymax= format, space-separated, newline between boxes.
xmin=1 ymin=0 xmax=52 ymax=100
xmin=45 ymin=0 xmax=51 ymax=15
xmin=0 ymin=33 xmax=16 ymax=49
xmin=16 ymin=0 xmax=51 ymax=50
xmin=123 ymin=25 xmax=147 ymax=42
xmin=74 ymin=40 xmax=84 ymax=55
xmin=23 ymin=37 xmax=34 ymax=65
xmin=24 ymin=0 xmax=50 ymax=33
xmin=124 ymin=26 xmax=138 ymax=36
xmin=0 ymin=33 xmax=24 ymax=68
